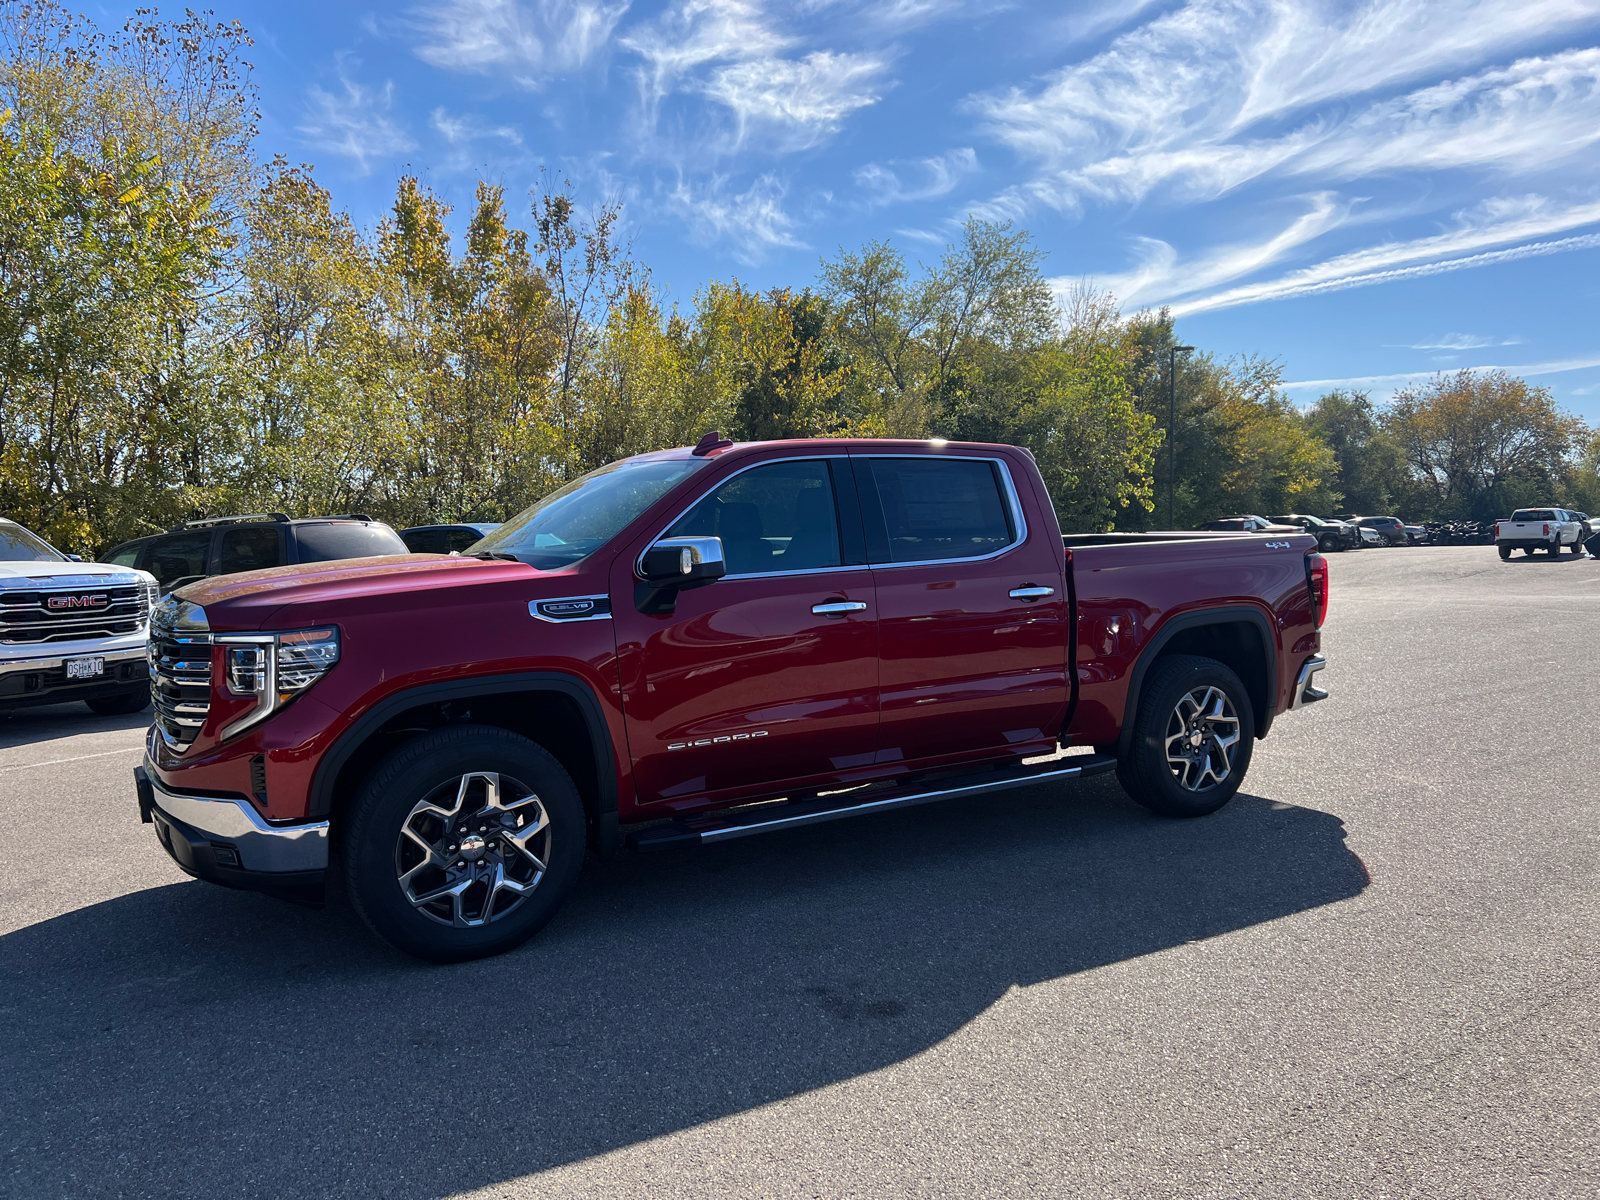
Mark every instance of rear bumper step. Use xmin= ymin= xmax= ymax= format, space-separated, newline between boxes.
xmin=627 ymin=753 xmax=1118 ymax=853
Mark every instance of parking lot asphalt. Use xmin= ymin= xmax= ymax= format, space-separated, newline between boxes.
xmin=1 ymin=545 xmax=1597 ymax=1199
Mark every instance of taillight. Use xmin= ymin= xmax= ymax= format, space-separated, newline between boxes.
xmin=1543 ymin=524 xmax=1550 ymax=536
xmin=1306 ymin=553 xmax=1329 ymax=628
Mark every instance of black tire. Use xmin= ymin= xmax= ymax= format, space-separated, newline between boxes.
xmin=1115 ymin=655 xmax=1255 ymax=819
xmin=1497 ymin=544 xmax=1511 ymax=560
xmin=85 ymin=689 xmax=150 ymax=716
xmin=1549 ymin=542 xmax=1563 ymax=556
xmin=345 ymin=724 xmax=587 ymax=963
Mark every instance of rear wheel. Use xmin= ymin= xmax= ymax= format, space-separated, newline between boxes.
xmin=1116 ymin=655 xmax=1255 ymax=819
xmin=85 ymin=689 xmax=150 ymax=716
xmin=345 ymin=724 xmax=586 ymax=962
xmin=1497 ymin=544 xmax=1511 ymax=560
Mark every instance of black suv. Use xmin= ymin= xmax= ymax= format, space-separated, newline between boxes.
xmin=1271 ymin=514 xmax=1360 ymax=552
xmin=101 ymin=514 xmax=409 ymax=594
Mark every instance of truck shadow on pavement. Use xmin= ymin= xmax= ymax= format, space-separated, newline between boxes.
xmin=0 ymin=776 xmax=1369 ymax=1199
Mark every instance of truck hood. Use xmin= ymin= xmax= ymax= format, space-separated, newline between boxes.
xmin=175 ymin=554 xmax=568 ymax=631
xmin=0 ymin=559 xmax=151 ymax=588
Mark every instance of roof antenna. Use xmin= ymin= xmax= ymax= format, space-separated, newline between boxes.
xmin=692 ymin=430 xmax=734 ymax=456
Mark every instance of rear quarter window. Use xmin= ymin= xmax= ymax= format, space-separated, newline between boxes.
xmin=293 ymin=523 xmax=408 ymax=563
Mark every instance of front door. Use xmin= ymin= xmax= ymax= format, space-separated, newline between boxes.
xmin=859 ymin=453 xmax=1069 ymax=768
xmin=612 ymin=457 xmax=880 ymax=806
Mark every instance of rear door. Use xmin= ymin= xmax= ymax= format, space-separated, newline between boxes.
xmin=857 ymin=452 xmax=1068 ymax=769
xmin=613 ymin=455 xmax=881 ymax=805
xmin=144 ymin=532 xmax=217 ymax=594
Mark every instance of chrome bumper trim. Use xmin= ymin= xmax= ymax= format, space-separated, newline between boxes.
xmin=0 ymin=646 xmax=146 ymax=678
xmin=145 ymin=760 xmax=329 ymax=872
xmin=1291 ymin=654 xmax=1329 ymax=710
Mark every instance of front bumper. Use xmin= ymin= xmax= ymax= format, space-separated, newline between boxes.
xmin=136 ymin=763 xmax=328 ymax=904
xmin=0 ymin=645 xmax=147 ymax=709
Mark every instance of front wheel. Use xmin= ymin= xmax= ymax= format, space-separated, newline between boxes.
xmin=345 ymin=724 xmax=587 ymax=962
xmin=1116 ymin=655 xmax=1256 ymax=818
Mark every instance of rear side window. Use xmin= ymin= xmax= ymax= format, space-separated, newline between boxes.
xmin=219 ymin=527 xmax=283 ymax=574
xmin=293 ymin=522 xmax=408 ymax=564
xmin=669 ymin=460 xmax=842 ymax=576
xmin=866 ymin=457 xmax=1016 ymax=563
xmin=449 ymin=528 xmax=484 ymax=552
xmin=147 ymin=533 xmax=213 ymax=591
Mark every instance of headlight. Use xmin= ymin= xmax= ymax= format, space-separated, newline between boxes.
xmin=217 ymin=627 xmax=340 ymax=739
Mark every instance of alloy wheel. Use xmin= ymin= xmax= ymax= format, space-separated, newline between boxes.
xmin=394 ymin=771 xmax=551 ymax=927
xmin=1163 ymin=686 xmax=1241 ymax=791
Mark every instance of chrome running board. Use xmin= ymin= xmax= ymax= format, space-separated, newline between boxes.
xmin=626 ymin=753 xmax=1118 ymax=853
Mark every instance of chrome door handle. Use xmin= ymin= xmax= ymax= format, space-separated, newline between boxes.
xmin=812 ymin=601 xmax=868 ymax=616
xmin=1009 ymin=586 xmax=1055 ymax=601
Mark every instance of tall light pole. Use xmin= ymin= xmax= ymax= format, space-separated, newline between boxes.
xmin=1168 ymin=345 xmax=1194 ymax=529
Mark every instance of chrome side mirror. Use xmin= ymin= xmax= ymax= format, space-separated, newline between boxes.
xmin=636 ymin=536 xmax=726 ymax=613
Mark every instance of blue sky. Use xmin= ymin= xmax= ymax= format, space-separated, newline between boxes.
xmin=146 ymin=0 xmax=1600 ymax=418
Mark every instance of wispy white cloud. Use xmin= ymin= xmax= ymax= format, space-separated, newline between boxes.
xmin=621 ymin=0 xmax=886 ymax=155
xmin=668 ymin=171 xmax=805 ymax=262
xmin=967 ymin=4 xmax=1600 ymax=211
xmin=1284 ymin=356 xmax=1600 ymax=391
xmin=1395 ymin=333 xmax=1524 ymax=350
xmin=855 ymin=148 xmax=979 ymax=206
xmin=409 ymin=0 xmax=629 ymax=86
xmin=298 ymin=60 xmax=416 ymax=173
xmin=430 ymin=107 xmax=524 ymax=145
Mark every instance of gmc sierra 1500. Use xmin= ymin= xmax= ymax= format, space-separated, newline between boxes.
xmin=135 ymin=437 xmax=1331 ymax=961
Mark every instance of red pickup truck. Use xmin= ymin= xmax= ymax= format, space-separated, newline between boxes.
xmin=136 ymin=438 xmax=1331 ymax=961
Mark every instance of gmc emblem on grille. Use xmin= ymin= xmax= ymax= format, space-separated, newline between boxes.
xmin=47 ymin=593 xmax=109 ymax=611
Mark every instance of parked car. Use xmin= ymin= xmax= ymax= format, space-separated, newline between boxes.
xmin=0 ymin=517 xmax=157 ymax=715
xmin=1357 ymin=526 xmax=1383 ymax=547
xmin=1401 ymin=523 xmax=1430 ymax=546
xmin=399 ymin=523 xmax=502 ymax=554
xmin=1197 ymin=515 xmax=1300 ymax=534
xmin=1494 ymin=508 xmax=1587 ymax=559
xmin=1271 ymin=514 xmax=1360 ymax=552
xmin=136 ymin=436 xmax=1333 ymax=962
xmin=1352 ymin=516 xmax=1408 ymax=546
xmin=103 ymin=513 xmax=409 ymax=594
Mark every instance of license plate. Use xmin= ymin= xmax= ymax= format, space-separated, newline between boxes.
xmin=65 ymin=656 xmax=104 ymax=680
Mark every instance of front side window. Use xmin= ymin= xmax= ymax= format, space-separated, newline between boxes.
xmin=866 ymin=457 xmax=1016 ymax=563
xmin=148 ymin=533 xmax=213 ymax=591
xmin=219 ymin=527 xmax=283 ymax=574
xmin=105 ymin=544 xmax=141 ymax=567
xmin=476 ymin=455 xmax=711 ymax=571
xmin=668 ymin=460 xmax=841 ymax=576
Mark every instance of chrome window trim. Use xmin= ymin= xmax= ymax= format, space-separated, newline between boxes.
xmin=638 ymin=455 xmax=850 ymax=581
xmin=637 ymin=451 xmax=1030 ymax=580
xmin=858 ymin=453 xmax=1029 ymax=572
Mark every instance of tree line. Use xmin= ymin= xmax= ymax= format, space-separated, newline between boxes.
xmin=1 ymin=4 xmax=1594 ymax=556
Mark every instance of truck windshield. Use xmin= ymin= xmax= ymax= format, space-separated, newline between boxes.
xmin=0 ymin=521 xmax=67 ymax=562
xmin=471 ymin=455 xmax=710 ymax=570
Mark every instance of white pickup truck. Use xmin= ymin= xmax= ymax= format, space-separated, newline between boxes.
xmin=0 ymin=518 xmax=159 ymax=715
xmin=1494 ymin=508 xmax=1589 ymax=559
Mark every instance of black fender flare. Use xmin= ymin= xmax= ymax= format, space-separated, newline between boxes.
xmin=1115 ymin=605 xmax=1278 ymax=759
xmin=306 ymin=672 xmax=620 ymax=852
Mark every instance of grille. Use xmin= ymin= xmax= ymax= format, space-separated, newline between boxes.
xmin=0 ymin=578 xmax=155 ymax=645
xmin=150 ymin=626 xmax=212 ymax=752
